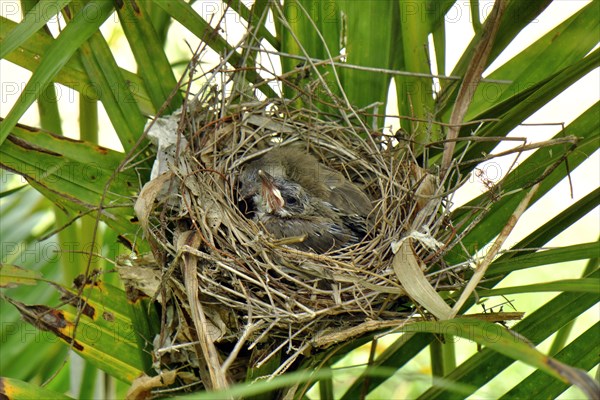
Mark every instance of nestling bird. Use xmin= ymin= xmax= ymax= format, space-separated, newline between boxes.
xmin=238 ymin=147 xmax=372 ymax=253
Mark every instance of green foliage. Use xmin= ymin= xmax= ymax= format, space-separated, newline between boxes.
xmin=1 ymin=0 xmax=597 ymax=398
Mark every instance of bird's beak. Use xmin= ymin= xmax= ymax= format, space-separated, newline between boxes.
xmin=258 ymin=169 xmax=274 ymax=190
xmin=258 ymin=170 xmax=284 ymax=211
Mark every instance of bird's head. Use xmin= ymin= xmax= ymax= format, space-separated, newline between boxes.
xmin=255 ymin=169 xmax=310 ymax=217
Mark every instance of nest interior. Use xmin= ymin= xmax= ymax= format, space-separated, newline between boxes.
xmin=129 ymin=74 xmax=466 ymax=390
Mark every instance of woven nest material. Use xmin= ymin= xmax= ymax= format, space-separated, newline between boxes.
xmin=125 ymin=70 xmax=466 ymax=391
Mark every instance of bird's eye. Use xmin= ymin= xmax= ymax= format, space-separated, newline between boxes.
xmin=285 ymin=196 xmax=298 ymax=205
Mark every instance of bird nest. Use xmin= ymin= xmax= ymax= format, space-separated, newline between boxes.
xmin=124 ymin=66 xmax=466 ymax=392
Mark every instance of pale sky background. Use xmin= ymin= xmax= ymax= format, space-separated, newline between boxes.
xmin=1 ymin=2 xmax=598 ymax=397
